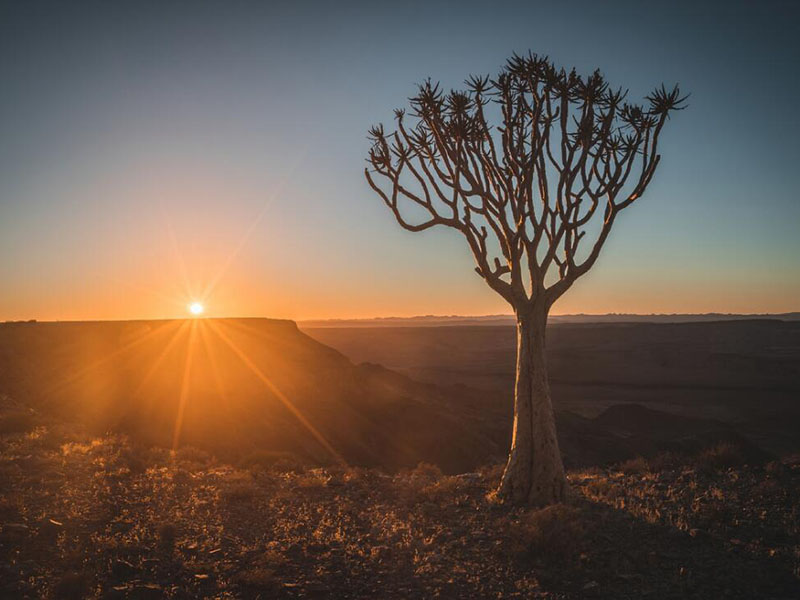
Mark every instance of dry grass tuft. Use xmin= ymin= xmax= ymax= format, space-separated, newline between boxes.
xmin=583 ymin=477 xmax=620 ymax=500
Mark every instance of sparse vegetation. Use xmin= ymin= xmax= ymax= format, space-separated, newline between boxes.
xmin=695 ymin=442 xmax=749 ymax=472
xmin=619 ymin=456 xmax=649 ymax=474
xmin=509 ymin=504 xmax=585 ymax=564
xmin=0 ymin=421 xmax=797 ymax=598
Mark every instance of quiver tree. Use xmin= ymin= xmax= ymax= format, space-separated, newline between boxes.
xmin=364 ymin=53 xmax=686 ymax=505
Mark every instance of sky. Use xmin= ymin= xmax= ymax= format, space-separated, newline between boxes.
xmin=1 ymin=0 xmax=798 ymax=321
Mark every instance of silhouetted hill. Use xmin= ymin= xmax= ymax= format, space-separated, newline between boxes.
xmin=0 ymin=319 xmax=498 ymax=472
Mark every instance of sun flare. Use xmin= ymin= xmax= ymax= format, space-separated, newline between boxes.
xmin=188 ymin=302 xmax=204 ymax=316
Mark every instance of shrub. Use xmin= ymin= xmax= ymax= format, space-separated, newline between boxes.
xmin=220 ymin=472 xmax=259 ymax=503
xmin=695 ymin=443 xmax=746 ymax=472
xmin=648 ymin=451 xmax=685 ymax=472
xmin=583 ymin=477 xmax=619 ymax=500
xmin=509 ymin=504 xmax=584 ymax=564
xmin=393 ymin=463 xmax=443 ymax=505
xmin=419 ymin=476 xmax=467 ymax=504
xmin=478 ymin=463 xmax=505 ymax=486
xmin=408 ymin=462 xmax=443 ymax=481
xmin=619 ymin=456 xmax=649 ymax=474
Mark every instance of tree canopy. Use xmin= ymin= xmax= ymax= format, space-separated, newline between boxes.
xmin=365 ymin=53 xmax=687 ymax=311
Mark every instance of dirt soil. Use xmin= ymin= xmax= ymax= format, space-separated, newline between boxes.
xmin=1 ymin=423 xmax=798 ymax=599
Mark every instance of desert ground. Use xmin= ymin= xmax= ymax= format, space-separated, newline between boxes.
xmin=1 ymin=318 xmax=798 ymax=598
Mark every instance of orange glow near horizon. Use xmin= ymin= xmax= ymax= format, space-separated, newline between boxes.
xmin=2 ymin=166 xmax=797 ymax=323
xmin=39 ymin=314 xmax=346 ymax=464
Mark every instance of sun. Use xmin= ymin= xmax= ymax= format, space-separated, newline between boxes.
xmin=188 ymin=302 xmax=204 ymax=316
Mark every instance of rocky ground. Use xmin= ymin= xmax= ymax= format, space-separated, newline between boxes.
xmin=1 ymin=419 xmax=799 ymax=599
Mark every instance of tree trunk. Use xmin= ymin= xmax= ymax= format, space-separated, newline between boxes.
xmin=497 ymin=305 xmax=567 ymax=505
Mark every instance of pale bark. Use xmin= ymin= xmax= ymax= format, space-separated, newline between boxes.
xmin=498 ymin=306 xmax=566 ymax=505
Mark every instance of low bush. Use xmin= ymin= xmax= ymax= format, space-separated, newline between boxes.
xmin=619 ymin=456 xmax=649 ymax=474
xmin=419 ymin=476 xmax=467 ymax=504
xmin=478 ymin=462 xmax=505 ymax=486
xmin=695 ymin=443 xmax=747 ymax=472
xmin=583 ymin=477 xmax=620 ymax=500
xmin=648 ymin=451 xmax=685 ymax=472
xmin=509 ymin=504 xmax=584 ymax=564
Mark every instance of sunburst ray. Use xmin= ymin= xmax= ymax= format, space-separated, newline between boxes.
xmin=208 ymin=320 xmax=346 ymax=466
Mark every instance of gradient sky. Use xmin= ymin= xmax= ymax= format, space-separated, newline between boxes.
xmin=1 ymin=0 xmax=798 ymax=321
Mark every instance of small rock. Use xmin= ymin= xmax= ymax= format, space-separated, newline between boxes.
xmin=583 ymin=581 xmax=599 ymax=590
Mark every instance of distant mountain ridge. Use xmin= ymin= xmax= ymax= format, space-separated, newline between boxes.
xmin=300 ymin=312 xmax=800 ymax=328
xmin=0 ymin=318 xmax=789 ymax=472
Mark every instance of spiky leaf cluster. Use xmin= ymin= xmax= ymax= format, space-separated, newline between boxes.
xmin=366 ymin=52 xmax=686 ymax=308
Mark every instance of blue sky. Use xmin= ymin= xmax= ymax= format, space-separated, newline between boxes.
xmin=0 ymin=0 xmax=798 ymax=320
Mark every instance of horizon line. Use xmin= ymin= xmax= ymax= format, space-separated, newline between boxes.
xmin=3 ymin=310 xmax=799 ymax=326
